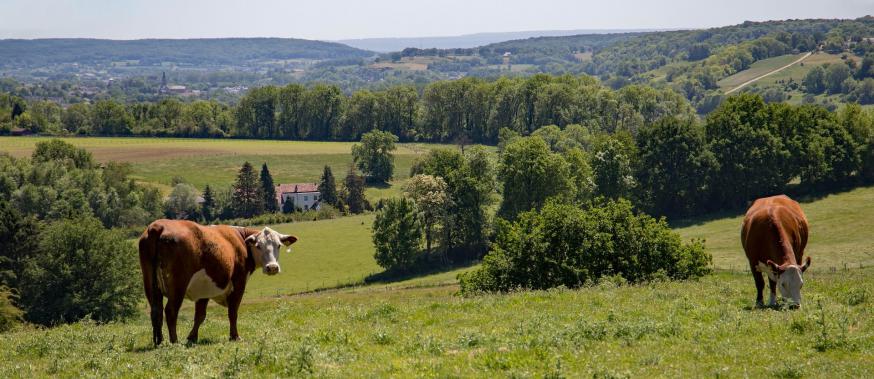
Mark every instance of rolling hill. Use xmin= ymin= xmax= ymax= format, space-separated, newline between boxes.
xmin=338 ymin=29 xmax=662 ymax=52
xmin=0 ymin=38 xmax=374 ymax=68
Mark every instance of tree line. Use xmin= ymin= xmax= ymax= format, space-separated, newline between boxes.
xmin=1 ymin=74 xmax=696 ymax=144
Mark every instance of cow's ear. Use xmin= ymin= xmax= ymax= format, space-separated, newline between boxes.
xmin=245 ymin=234 xmax=258 ymax=245
xmin=801 ymin=256 xmax=811 ymax=272
xmin=281 ymin=235 xmax=298 ymax=246
xmin=767 ymin=260 xmax=783 ymax=274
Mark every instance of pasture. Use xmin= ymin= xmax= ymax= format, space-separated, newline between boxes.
xmin=1 ymin=269 xmax=871 ymax=377
xmin=3 ymin=136 xmax=874 ymax=376
xmin=675 ymin=186 xmax=874 ymax=271
xmin=0 ymin=137 xmax=451 ymax=199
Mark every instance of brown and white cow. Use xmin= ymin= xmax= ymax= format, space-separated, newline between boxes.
xmin=741 ymin=195 xmax=811 ymax=308
xmin=138 ymin=219 xmax=297 ymax=345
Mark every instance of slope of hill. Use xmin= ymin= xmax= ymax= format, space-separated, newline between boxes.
xmin=0 ymin=38 xmax=373 ymax=68
xmin=338 ymin=29 xmax=660 ymax=52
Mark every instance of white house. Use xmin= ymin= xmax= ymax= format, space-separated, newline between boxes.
xmin=276 ymin=183 xmax=320 ymax=211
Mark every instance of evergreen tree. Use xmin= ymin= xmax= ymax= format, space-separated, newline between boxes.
xmin=260 ymin=163 xmax=277 ymax=213
xmin=318 ymin=165 xmax=339 ymax=206
xmin=281 ymin=196 xmax=296 ymax=213
xmin=201 ymin=185 xmax=216 ymax=222
xmin=232 ymin=162 xmax=264 ymax=218
xmin=343 ymin=166 xmax=367 ymax=214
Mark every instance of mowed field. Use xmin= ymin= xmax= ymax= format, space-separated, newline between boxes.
xmin=0 ymin=137 xmax=454 ymax=199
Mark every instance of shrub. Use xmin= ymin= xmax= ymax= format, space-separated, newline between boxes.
xmin=459 ymin=199 xmax=711 ymax=294
xmin=17 ymin=216 xmax=140 ymax=325
xmin=372 ymin=198 xmax=422 ymax=271
xmin=0 ymin=286 xmax=23 ymax=332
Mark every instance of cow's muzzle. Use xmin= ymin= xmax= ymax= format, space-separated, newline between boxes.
xmin=264 ymin=264 xmax=280 ymax=275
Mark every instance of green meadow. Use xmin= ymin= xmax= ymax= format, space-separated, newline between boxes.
xmin=1 ymin=269 xmax=871 ymax=378
xmin=2 ymin=136 xmax=873 ymax=377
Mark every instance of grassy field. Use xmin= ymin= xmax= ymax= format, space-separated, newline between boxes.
xmin=0 ymin=136 xmax=452 ymax=199
xmin=245 ymin=214 xmax=379 ymax=298
xmin=675 ymin=186 xmax=874 ymax=271
xmin=717 ymin=53 xmax=808 ymax=90
xmin=1 ymin=269 xmax=871 ymax=377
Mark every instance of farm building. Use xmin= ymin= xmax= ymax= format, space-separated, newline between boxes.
xmin=276 ymin=183 xmax=320 ymax=211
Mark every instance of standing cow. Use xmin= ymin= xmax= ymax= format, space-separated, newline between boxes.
xmin=741 ymin=195 xmax=811 ymax=308
xmin=138 ymin=220 xmax=297 ymax=345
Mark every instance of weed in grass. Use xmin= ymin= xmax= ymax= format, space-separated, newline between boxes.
xmin=290 ymin=345 xmax=315 ymax=375
xmin=222 ymin=347 xmax=244 ymax=379
xmin=372 ymin=330 xmax=393 ymax=345
xmin=770 ymin=362 xmax=805 ymax=378
xmin=458 ymin=331 xmax=483 ymax=347
xmin=845 ymin=288 xmax=868 ymax=306
xmin=813 ymin=301 xmax=854 ymax=352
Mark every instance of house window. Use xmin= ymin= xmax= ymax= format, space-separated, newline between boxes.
xmin=304 ymin=195 xmax=309 ymax=201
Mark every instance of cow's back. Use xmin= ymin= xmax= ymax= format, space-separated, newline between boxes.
xmin=741 ymin=195 xmax=808 ymax=265
xmin=139 ymin=220 xmax=250 ymax=296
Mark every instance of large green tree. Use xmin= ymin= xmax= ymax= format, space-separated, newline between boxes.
xmin=352 ymin=130 xmax=398 ymax=183
xmin=372 ymin=197 xmax=422 ymax=272
xmin=636 ymin=116 xmax=716 ymax=216
xmin=498 ymin=136 xmax=573 ymax=220
xmin=705 ymin=94 xmax=789 ymax=208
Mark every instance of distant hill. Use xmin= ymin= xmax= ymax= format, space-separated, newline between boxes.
xmin=338 ymin=29 xmax=667 ymax=52
xmin=0 ymin=38 xmax=374 ymax=68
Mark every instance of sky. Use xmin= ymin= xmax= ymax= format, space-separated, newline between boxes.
xmin=1 ymin=0 xmax=872 ymax=41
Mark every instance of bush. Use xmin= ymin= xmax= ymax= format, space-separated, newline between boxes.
xmin=17 ymin=216 xmax=140 ymax=325
xmin=459 ymin=199 xmax=711 ymax=294
xmin=372 ymin=198 xmax=422 ymax=271
xmin=0 ymin=286 xmax=22 ymax=332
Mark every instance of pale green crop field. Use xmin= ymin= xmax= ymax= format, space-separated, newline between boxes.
xmin=717 ymin=53 xmax=807 ymax=90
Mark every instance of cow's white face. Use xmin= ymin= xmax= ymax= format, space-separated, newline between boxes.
xmin=767 ymin=257 xmax=811 ymax=308
xmin=245 ymin=227 xmax=297 ymax=275
xmin=777 ymin=266 xmax=803 ymax=306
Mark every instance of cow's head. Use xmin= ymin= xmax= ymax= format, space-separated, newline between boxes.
xmin=245 ymin=227 xmax=298 ymax=275
xmin=766 ymin=256 xmax=811 ymax=308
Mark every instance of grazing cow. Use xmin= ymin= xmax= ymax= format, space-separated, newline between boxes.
xmin=138 ymin=220 xmax=297 ymax=345
xmin=741 ymin=195 xmax=811 ymax=308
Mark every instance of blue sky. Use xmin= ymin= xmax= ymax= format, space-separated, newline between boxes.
xmin=1 ymin=0 xmax=872 ymax=40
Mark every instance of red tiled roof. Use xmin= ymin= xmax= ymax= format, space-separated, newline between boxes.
xmin=276 ymin=183 xmax=319 ymax=194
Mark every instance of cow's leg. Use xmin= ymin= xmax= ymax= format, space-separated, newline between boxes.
xmin=187 ymin=299 xmax=209 ymax=343
xmin=750 ymin=263 xmax=765 ymax=307
xmin=226 ymin=279 xmax=247 ymax=341
xmin=768 ymin=278 xmax=778 ymax=307
xmin=164 ymin=294 xmax=185 ymax=344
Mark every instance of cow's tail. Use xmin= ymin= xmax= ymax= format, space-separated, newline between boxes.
xmin=139 ymin=222 xmax=165 ymax=345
